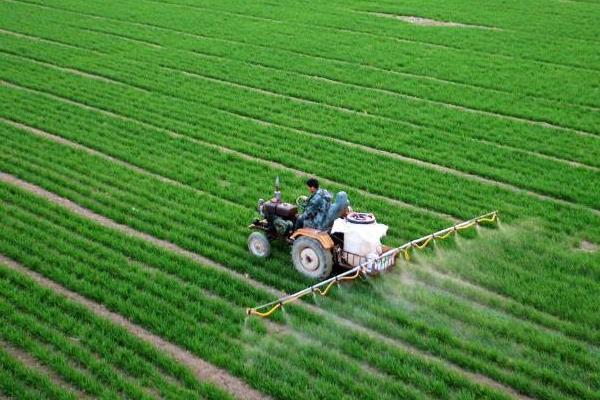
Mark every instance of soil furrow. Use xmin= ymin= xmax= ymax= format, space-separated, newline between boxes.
xmin=0 ymin=339 xmax=90 ymax=399
xmin=0 ymin=253 xmax=269 ymax=400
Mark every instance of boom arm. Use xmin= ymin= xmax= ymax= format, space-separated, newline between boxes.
xmin=246 ymin=211 xmax=498 ymax=318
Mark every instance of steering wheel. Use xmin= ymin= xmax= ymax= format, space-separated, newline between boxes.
xmin=295 ymin=195 xmax=308 ymax=211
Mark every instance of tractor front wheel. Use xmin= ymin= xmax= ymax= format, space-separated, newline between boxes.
xmin=248 ymin=231 xmax=271 ymax=258
xmin=291 ymin=237 xmax=333 ymax=280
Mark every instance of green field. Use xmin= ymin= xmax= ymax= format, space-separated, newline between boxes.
xmin=1 ymin=0 xmax=599 ymax=399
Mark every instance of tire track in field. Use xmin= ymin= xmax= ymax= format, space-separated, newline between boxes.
xmin=0 ymin=339 xmax=90 ymax=399
xmin=0 ymin=253 xmax=270 ymax=400
xmin=0 ymin=82 xmax=457 ymax=223
xmin=14 ymin=0 xmax=596 ymax=116
xmin=31 ymin=220 xmax=435 ymax=400
xmin=0 ymin=173 xmax=532 ymax=400
xmin=140 ymin=0 xmax=600 ymax=74
xmin=4 ymin=72 xmax=598 ymax=218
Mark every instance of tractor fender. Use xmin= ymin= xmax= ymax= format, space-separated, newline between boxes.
xmin=290 ymin=228 xmax=335 ymax=250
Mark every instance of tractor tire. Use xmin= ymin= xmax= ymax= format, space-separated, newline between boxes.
xmin=248 ymin=231 xmax=271 ymax=258
xmin=291 ymin=236 xmax=333 ymax=280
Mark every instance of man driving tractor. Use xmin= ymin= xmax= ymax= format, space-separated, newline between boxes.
xmin=295 ymin=178 xmax=350 ymax=231
xmin=295 ymin=178 xmax=331 ymax=230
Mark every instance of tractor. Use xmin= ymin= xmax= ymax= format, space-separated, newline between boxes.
xmin=247 ymin=178 xmax=395 ymax=280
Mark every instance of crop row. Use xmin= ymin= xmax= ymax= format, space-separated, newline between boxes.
xmin=0 ymin=264 xmax=233 ymax=399
xmin=384 ymin=273 xmax=599 ymax=394
xmin=2 ymin=6 xmax=600 ymax=165
xmin=0 ymin=349 xmax=77 ymax=400
xmin=408 ymin=263 xmax=599 ymax=344
xmin=3 ymin=3 xmax=598 ymax=138
xmin=13 ymin=0 xmax=600 ymax=81
xmin=170 ymin=0 xmax=600 ymax=55
xmin=2 ymin=44 xmax=599 ymax=212
xmin=0 ymin=120 xmax=442 ymax=292
xmin=15 ymin=0 xmax=599 ymax=107
xmin=348 ymin=0 xmax=600 ymax=43
xmin=0 ymin=170 xmax=568 ymax=400
xmin=2 ymin=54 xmax=600 ymax=221
xmin=11 ymin=16 xmax=600 ymax=166
xmin=0 ymin=180 xmax=513 ymax=400
xmin=1 ymin=123 xmax=597 ymax=399
xmin=5 ymin=112 xmax=597 ymax=336
xmin=1 ymin=89 xmax=598 ymax=324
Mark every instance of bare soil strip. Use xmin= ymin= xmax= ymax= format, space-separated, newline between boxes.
xmin=0 ymin=254 xmax=269 ymax=400
xmin=0 ymin=173 xmax=530 ymax=399
xmin=0 ymin=339 xmax=90 ymax=399
xmin=578 ymin=240 xmax=598 ymax=252
xmin=367 ymin=12 xmax=500 ymax=30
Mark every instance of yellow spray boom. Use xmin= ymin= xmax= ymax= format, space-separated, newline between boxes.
xmin=246 ymin=211 xmax=498 ymax=318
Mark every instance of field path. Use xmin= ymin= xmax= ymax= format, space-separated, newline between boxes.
xmin=0 ymin=172 xmax=531 ymax=400
xmin=0 ymin=339 xmax=90 ymax=399
xmin=0 ymin=253 xmax=270 ymax=400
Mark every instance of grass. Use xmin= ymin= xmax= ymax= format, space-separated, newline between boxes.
xmin=0 ymin=0 xmax=599 ymax=399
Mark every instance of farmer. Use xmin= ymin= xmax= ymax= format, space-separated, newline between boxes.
xmin=295 ymin=178 xmax=332 ymax=230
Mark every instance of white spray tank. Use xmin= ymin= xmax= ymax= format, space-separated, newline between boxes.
xmin=331 ymin=212 xmax=388 ymax=267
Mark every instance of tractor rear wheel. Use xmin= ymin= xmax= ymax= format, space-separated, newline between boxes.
xmin=248 ymin=231 xmax=271 ymax=258
xmin=291 ymin=236 xmax=333 ymax=280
